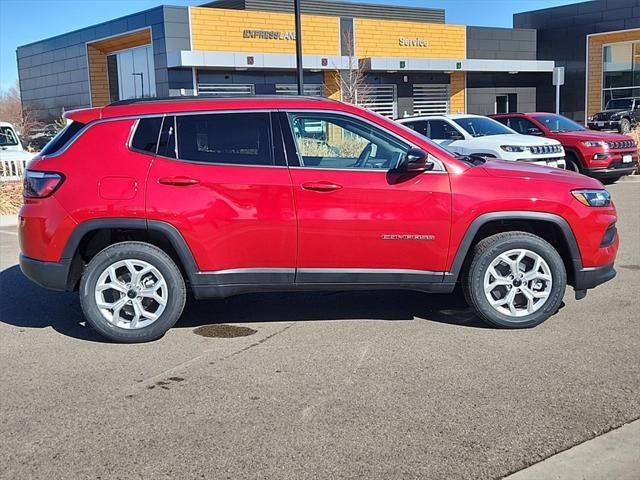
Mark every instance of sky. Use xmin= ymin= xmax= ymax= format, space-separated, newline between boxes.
xmin=0 ymin=0 xmax=582 ymax=92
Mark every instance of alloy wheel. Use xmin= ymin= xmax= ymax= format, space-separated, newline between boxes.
xmin=483 ymin=248 xmax=553 ymax=318
xmin=94 ymin=259 xmax=168 ymax=329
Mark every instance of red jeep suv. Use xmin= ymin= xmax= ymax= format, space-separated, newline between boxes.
xmin=19 ymin=97 xmax=618 ymax=342
xmin=492 ymin=112 xmax=638 ymax=182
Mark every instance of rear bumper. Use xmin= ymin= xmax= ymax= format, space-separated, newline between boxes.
xmin=19 ymin=254 xmax=72 ymax=291
xmin=573 ymin=263 xmax=616 ymax=291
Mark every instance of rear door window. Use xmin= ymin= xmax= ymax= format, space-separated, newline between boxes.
xmin=175 ymin=113 xmax=274 ymax=166
xmin=157 ymin=116 xmax=176 ymax=159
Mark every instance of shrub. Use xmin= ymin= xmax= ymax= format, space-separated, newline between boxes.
xmin=0 ymin=181 xmax=23 ymax=215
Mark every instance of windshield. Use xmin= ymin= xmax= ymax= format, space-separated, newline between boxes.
xmin=453 ymin=117 xmax=514 ymax=137
xmin=605 ymin=99 xmax=633 ymax=110
xmin=0 ymin=126 xmax=19 ymax=146
xmin=534 ymin=114 xmax=586 ymax=133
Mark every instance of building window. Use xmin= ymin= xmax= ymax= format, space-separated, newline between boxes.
xmin=603 ymin=41 xmax=640 ymax=105
xmin=106 ymin=45 xmax=156 ymax=101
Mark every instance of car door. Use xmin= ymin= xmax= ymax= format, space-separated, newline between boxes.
xmin=282 ymin=110 xmax=451 ymax=284
xmin=145 ymin=112 xmax=296 ymax=284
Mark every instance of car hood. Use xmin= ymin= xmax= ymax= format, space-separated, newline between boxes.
xmin=554 ymin=129 xmax=633 ymax=142
xmin=480 ymin=158 xmax=602 ymax=188
xmin=470 ymin=134 xmax=561 ymax=146
xmin=593 ymin=109 xmax=627 ymax=119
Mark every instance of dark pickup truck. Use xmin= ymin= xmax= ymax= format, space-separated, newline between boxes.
xmin=587 ymin=97 xmax=640 ymax=133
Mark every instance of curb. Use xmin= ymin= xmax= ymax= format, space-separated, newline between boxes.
xmin=0 ymin=215 xmax=18 ymax=227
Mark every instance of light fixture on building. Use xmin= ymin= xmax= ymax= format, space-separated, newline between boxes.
xmin=311 ymin=69 xmax=321 ymax=72
xmin=509 ymin=71 xmax=519 ymax=74
xmin=403 ymin=75 xmax=408 ymax=83
xmin=235 ymin=67 xmax=248 ymax=71
xmin=443 ymin=71 xmax=452 ymax=74
xmin=387 ymin=70 xmax=397 ymax=73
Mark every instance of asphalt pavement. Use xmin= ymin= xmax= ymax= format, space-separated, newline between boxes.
xmin=0 ymin=181 xmax=638 ymax=480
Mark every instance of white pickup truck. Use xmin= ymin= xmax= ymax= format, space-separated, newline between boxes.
xmin=1 ymin=121 xmax=33 ymax=180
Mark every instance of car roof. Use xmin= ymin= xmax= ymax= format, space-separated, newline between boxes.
xmin=399 ymin=113 xmax=483 ymax=122
xmin=65 ymin=95 xmax=344 ymax=124
xmin=0 ymin=121 xmax=15 ymax=127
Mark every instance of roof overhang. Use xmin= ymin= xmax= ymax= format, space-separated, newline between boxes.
xmin=167 ymin=50 xmax=555 ymax=73
xmin=167 ymin=50 xmax=352 ymax=70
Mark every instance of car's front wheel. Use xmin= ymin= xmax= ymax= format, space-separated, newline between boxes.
xmin=463 ymin=232 xmax=566 ymax=328
xmin=619 ymin=118 xmax=631 ymax=133
xmin=79 ymin=242 xmax=186 ymax=342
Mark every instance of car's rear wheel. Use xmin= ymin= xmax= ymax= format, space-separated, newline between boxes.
xmin=463 ymin=232 xmax=566 ymax=328
xmin=79 ymin=242 xmax=186 ymax=342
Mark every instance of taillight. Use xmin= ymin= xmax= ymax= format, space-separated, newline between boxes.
xmin=23 ymin=170 xmax=64 ymax=198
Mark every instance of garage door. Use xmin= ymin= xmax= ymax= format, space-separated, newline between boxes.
xmin=275 ymin=84 xmax=323 ymax=96
xmin=413 ymin=84 xmax=450 ymax=115
xmin=197 ymin=84 xmax=255 ymax=96
xmin=357 ymin=85 xmax=397 ymax=118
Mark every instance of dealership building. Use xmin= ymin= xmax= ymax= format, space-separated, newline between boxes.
xmin=15 ymin=0 xmax=640 ymax=123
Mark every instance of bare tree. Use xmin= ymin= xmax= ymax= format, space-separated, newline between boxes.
xmin=336 ymin=31 xmax=369 ymax=106
xmin=0 ymin=81 xmax=42 ymax=138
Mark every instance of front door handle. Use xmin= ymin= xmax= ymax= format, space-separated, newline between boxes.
xmin=158 ymin=176 xmax=200 ymax=186
xmin=301 ymin=181 xmax=343 ymax=192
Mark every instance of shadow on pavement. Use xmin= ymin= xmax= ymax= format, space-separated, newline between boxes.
xmin=0 ymin=264 xmax=487 ymax=342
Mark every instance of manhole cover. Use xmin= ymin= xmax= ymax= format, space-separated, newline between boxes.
xmin=193 ymin=325 xmax=257 ymax=338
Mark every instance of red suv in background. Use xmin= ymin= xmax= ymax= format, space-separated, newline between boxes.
xmin=19 ymin=97 xmax=619 ymax=342
xmin=492 ymin=112 xmax=638 ymax=182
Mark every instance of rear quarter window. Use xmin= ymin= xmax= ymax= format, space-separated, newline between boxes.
xmin=40 ymin=121 xmax=85 ymax=156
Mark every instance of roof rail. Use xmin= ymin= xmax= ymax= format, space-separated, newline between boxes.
xmin=107 ymin=95 xmax=335 ymax=106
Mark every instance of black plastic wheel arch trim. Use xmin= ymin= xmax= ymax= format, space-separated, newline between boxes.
xmin=444 ymin=211 xmax=582 ymax=283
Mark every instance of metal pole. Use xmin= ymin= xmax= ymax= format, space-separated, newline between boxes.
xmin=555 ymin=83 xmax=560 ymax=114
xmin=294 ymin=0 xmax=304 ymax=95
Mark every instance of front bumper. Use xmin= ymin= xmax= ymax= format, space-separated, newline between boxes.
xmin=19 ymin=254 xmax=72 ymax=291
xmin=516 ymin=157 xmax=566 ymax=169
xmin=584 ymin=162 xmax=637 ymax=179
xmin=573 ymin=263 xmax=616 ymax=291
xmin=587 ymin=120 xmax=622 ymax=130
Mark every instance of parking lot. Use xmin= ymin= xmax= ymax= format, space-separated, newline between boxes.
xmin=0 ymin=180 xmax=638 ymax=480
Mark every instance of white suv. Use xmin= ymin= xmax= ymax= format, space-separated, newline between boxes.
xmin=398 ymin=114 xmax=566 ymax=169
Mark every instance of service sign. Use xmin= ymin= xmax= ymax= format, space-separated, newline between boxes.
xmin=399 ymin=37 xmax=428 ymax=47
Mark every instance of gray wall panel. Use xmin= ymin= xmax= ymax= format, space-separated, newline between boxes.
xmin=204 ymin=0 xmax=444 ymax=23
xmin=17 ymin=5 xmax=177 ymax=122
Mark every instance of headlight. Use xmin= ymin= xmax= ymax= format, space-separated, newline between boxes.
xmin=501 ymin=145 xmax=526 ymax=152
xmin=581 ymin=140 xmax=607 ymax=148
xmin=571 ymin=189 xmax=611 ymax=207
xmin=587 ymin=116 xmax=594 ymax=121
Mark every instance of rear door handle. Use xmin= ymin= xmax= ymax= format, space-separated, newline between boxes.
xmin=301 ymin=181 xmax=343 ymax=192
xmin=158 ymin=176 xmax=200 ymax=186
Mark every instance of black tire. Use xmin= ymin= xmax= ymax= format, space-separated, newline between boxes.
xmin=79 ymin=242 xmax=186 ymax=343
xmin=565 ymin=152 xmax=582 ymax=173
xmin=619 ymin=118 xmax=631 ymax=134
xmin=462 ymin=232 xmax=566 ymax=329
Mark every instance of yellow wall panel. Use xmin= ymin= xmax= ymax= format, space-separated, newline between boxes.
xmin=190 ymin=7 xmax=340 ymax=55
xmin=450 ymin=72 xmax=465 ymax=114
xmin=355 ymin=19 xmax=466 ymax=59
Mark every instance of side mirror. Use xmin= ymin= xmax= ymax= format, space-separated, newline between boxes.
xmin=398 ymin=147 xmax=434 ymax=172
xmin=527 ymin=128 xmax=543 ymax=136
